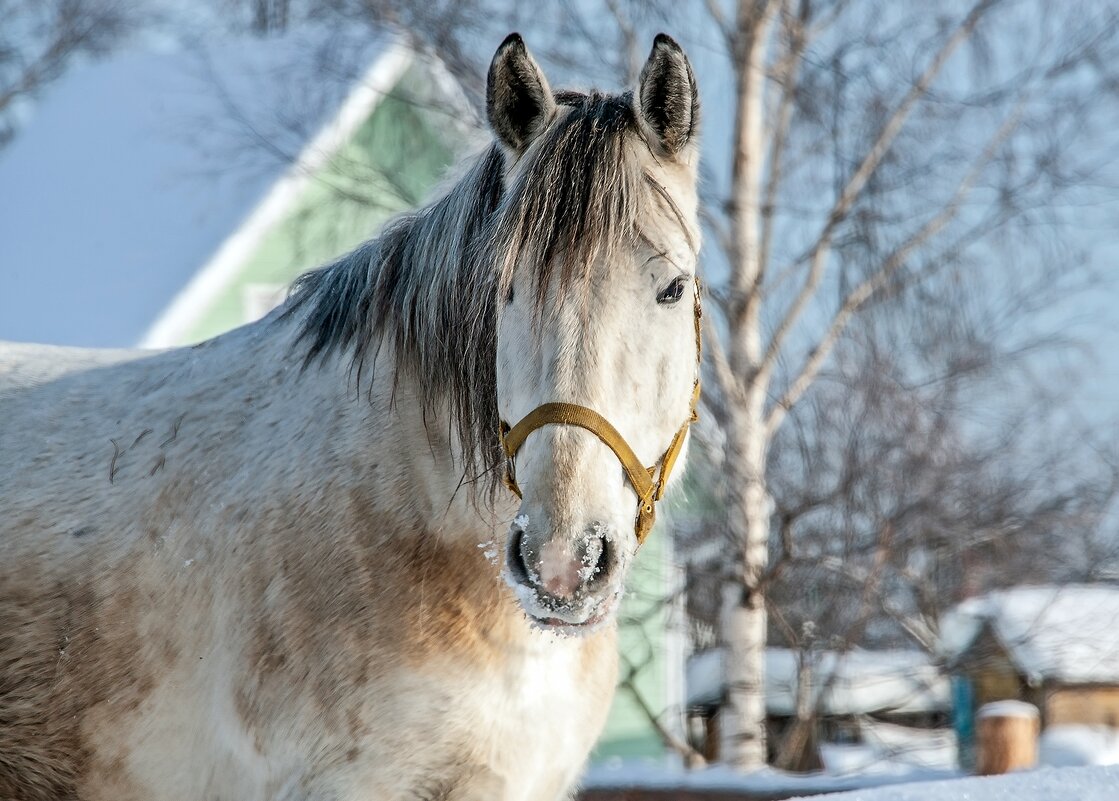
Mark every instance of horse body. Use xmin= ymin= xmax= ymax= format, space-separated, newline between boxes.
xmin=1 ymin=32 xmax=700 ymax=801
xmin=1 ymin=329 xmax=615 ymax=800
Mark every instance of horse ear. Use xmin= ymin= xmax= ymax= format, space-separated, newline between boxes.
xmin=634 ymin=34 xmax=699 ymax=157
xmin=487 ymin=33 xmax=556 ymax=154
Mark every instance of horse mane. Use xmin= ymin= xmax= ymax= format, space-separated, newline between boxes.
xmin=283 ymin=91 xmax=651 ymax=493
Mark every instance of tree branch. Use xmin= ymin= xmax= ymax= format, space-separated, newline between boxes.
xmin=603 ymin=0 xmax=642 ymax=82
xmin=756 ymin=0 xmax=809 ymax=288
xmin=759 ymin=0 xmax=998 ymax=378
xmin=765 ymin=99 xmax=1026 ymax=438
xmin=702 ymin=312 xmax=742 ymax=427
xmin=703 ymin=0 xmax=735 ymax=55
xmin=0 ymin=0 xmax=127 ymax=120
xmin=618 ymin=627 xmax=707 ymax=766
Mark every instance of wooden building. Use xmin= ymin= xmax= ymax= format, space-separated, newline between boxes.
xmin=686 ymin=647 xmax=952 ymax=770
xmin=942 ymin=585 xmax=1119 ymax=767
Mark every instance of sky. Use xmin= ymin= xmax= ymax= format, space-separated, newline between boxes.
xmin=0 ymin=24 xmax=386 ymax=347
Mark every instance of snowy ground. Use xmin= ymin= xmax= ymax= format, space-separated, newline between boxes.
xmin=586 ymin=719 xmax=1119 ymax=797
xmin=586 ymin=723 xmax=960 ymax=795
xmin=584 ymin=764 xmax=1118 ymax=799
xmin=792 ymin=766 xmax=1119 ymax=800
xmin=1039 ymin=724 xmax=1119 ymax=767
xmin=584 ymin=726 xmax=1119 ymax=798
xmin=582 ymin=762 xmax=958 ymax=796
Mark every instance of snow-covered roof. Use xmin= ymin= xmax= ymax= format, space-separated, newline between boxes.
xmin=0 ymin=27 xmax=409 ymax=348
xmin=939 ymin=585 xmax=1119 ymax=685
xmin=687 ymin=647 xmax=949 ymax=716
xmin=977 ymin=699 xmax=1039 ymax=720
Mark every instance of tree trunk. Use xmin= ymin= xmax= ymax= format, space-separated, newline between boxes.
xmin=718 ymin=0 xmax=778 ymax=771
xmin=718 ymin=385 xmax=771 ymax=769
xmin=775 ymin=651 xmax=823 ymax=772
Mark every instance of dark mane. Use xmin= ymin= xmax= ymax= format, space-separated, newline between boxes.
xmin=283 ymin=91 xmax=651 ymax=492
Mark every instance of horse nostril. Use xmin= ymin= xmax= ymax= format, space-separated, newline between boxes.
xmin=586 ymin=534 xmax=613 ymax=590
xmin=596 ymin=536 xmax=610 ymax=577
xmin=506 ymin=525 xmax=531 ymax=586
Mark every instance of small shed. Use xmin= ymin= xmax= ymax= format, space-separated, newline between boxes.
xmin=941 ymin=585 xmax=1119 ymax=768
xmin=686 ymin=647 xmax=951 ymax=769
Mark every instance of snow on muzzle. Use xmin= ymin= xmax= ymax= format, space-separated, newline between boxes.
xmin=503 ymin=512 xmax=632 ymax=628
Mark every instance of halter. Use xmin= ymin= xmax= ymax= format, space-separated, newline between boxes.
xmin=499 ymin=282 xmax=702 ymax=546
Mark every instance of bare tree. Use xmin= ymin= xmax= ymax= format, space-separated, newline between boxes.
xmin=208 ymin=0 xmax=294 ymax=33
xmin=674 ymin=0 xmax=1119 ymax=768
xmin=249 ymin=0 xmax=292 ymax=32
xmin=0 ymin=0 xmax=132 ymax=147
xmin=758 ymin=312 xmax=1119 ymax=765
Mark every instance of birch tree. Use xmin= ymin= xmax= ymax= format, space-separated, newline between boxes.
xmin=682 ymin=0 xmax=1119 ymax=767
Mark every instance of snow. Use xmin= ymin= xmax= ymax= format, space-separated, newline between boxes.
xmin=978 ymin=700 xmax=1039 ymax=719
xmin=0 ymin=27 xmax=395 ymax=347
xmin=583 ymin=761 xmax=956 ymax=796
xmin=819 ymin=741 xmax=953 ymax=777
xmin=788 ymin=766 xmax=1119 ymax=800
xmin=821 ymin=721 xmax=957 ymax=773
xmin=589 ymin=724 xmax=959 ymax=795
xmin=585 ymin=763 xmax=1119 ymax=800
xmin=687 ymin=647 xmax=949 ymax=716
xmin=476 ymin=538 xmax=499 ymax=565
xmin=1039 ymin=725 xmax=1119 ymax=767
xmin=939 ymin=585 xmax=1119 ymax=684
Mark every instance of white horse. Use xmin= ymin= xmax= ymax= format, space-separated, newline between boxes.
xmin=0 ymin=33 xmax=701 ymax=801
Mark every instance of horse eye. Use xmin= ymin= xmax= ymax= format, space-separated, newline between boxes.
xmin=657 ymin=277 xmax=687 ymax=306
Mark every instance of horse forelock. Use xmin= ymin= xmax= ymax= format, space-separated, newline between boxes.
xmin=284 ymin=90 xmax=670 ymax=498
xmin=493 ymin=91 xmax=647 ymax=315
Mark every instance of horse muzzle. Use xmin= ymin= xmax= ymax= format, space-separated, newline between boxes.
xmin=503 ymin=513 xmax=628 ymax=630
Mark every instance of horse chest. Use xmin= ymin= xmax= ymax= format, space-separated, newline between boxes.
xmin=476 ymin=639 xmax=609 ymax=791
xmin=380 ymin=632 xmax=618 ymax=801
xmin=88 ymin=637 xmax=614 ymax=801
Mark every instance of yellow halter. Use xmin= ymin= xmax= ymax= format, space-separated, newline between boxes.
xmin=498 ymin=283 xmax=702 ymax=545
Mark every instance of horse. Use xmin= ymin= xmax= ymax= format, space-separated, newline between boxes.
xmin=0 ymin=32 xmax=701 ymax=801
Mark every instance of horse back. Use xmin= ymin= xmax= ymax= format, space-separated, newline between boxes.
xmin=0 ymin=339 xmax=230 ymax=799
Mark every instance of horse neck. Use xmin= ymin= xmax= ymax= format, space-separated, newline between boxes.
xmin=266 ymin=316 xmax=509 ymax=544
xmin=358 ymin=354 xmax=509 ymax=540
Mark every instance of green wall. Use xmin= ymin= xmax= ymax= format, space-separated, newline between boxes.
xmin=594 ymin=455 xmax=721 ymax=761
xmin=183 ymin=64 xmax=455 ymax=343
xmin=593 ymin=530 xmax=676 ymax=760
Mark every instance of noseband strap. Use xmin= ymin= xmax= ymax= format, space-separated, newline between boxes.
xmin=499 ymin=285 xmax=702 ymax=546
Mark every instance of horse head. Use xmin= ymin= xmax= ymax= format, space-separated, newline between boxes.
xmin=488 ymin=34 xmax=702 ymax=631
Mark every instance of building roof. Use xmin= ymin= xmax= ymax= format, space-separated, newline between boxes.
xmin=687 ymin=647 xmax=950 ymax=716
xmin=940 ymin=584 xmax=1119 ymax=685
xmin=0 ymin=27 xmax=409 ymax=348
